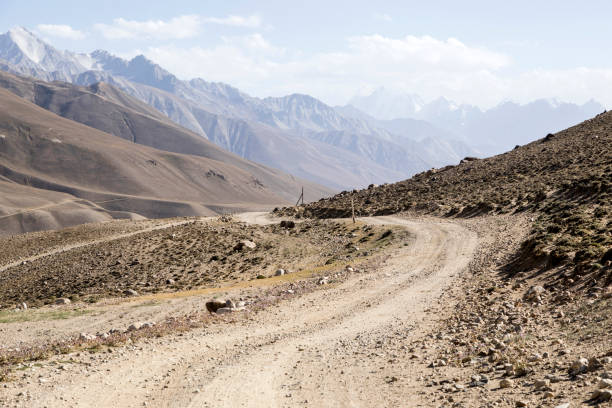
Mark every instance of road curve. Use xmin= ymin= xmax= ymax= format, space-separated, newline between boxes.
xmin=8 ymin=216 xmax=478 ymax=407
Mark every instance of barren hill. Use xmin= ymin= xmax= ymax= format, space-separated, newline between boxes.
xmin=0 ymin=87 xmax=329 ymax=234
xmin=0 ymin=71 xmax=331 ymax=204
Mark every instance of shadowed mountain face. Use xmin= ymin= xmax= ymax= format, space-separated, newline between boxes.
xmin=0 ymin=28 xmax=476 ymax=189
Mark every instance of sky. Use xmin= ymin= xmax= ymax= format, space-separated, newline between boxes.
xmin=1 ymin=0 xmax=612 ymax=108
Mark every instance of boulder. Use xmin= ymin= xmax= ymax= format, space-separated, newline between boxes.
xmin=205 ymin=300 xmax=226 ymax=314
xmin=524 ymin=285 xmax=545 ymax=301
xmin=280 ymin=220 xmax=295 ymax=229
xmin=275 ymin=269 xmax=285 ymax=276
xmin=591 ymin=389 xmax=611 ymax=402
xmin=234 ymin=240 xmax=256 ymax=251
xmin=569 ymin=357 xmax=589 ymax=375
xmin=128 ymin=323 xmax=143 ymax=331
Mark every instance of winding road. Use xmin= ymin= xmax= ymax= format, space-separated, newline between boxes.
xmin=3 ymin=215 xmax=478 ymax=407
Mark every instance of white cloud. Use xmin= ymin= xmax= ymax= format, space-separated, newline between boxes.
xmin=36 ymin=24 xmax=85 ymax=40
xmin=93 ymin=14 xmax=263 ymax=40
xmin=93 ymin=15 xmax=202 ymax=40
xmin=203 ymin=15 xmax=262 ymax=28
xmin=139 ymin=33 xmax=612 ymax=108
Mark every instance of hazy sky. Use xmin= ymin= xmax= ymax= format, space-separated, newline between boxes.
xmin=2 ymin=0 xmax=611 ymax=108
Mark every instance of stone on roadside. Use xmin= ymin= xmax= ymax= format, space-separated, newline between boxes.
xmin=569 ymin=358 xmax=589 ymax=375
xmin=225 ymin=299 xmax=236 ymax=309
xmin=124 ymin=289 xmax=138 ymax=297
xmin=524 ymin=285 xmax=545 ymax=301
xmin=515 ymin=400 xmax=528 ymax=407
xmin=591 ymin=389 xmax=612 ymax=402
xmin=598 ymin=378 xmax=612 ymax=389
xmin=55 ymin=298 xmax=71 ymax=305
xmin=275 ymin=269 xmax=285 ymax=276
xmin=500 ymin=378 xmax=514 ymax=388
xmin=534 ymin=379 xmax=551 ymax=391
xmin=79 ymin=332 xmax=95 ymax=341
xmin=128 ymin=322 xmax=144 ymax=331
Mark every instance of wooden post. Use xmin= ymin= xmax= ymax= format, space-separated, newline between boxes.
xmin=295 ymin=186 xmax=304 ymax=207
xmin=351 ymin=197 xmax=355 ymax=223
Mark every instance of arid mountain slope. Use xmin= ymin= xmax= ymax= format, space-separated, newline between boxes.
xmin=0 ymin=71 xmax=331 ymax=203
xmin=0 ymin=87 xmax=318 ymax=233
xmin=290 ymin=112 xmax=611 ymax=290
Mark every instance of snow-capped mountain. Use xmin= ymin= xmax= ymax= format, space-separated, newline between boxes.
xmin=0 ymin=27 xmax=480 ymax=188
xmin=349 ymin=88 xmax=425 ymax=120
xmin=348 ymin=89 xmax=605 ymax=156
xmin=0 ymin=27 xmax=94 ymax=82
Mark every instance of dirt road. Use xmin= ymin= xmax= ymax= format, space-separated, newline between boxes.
xmin=2 ymin=216 xmax=478 ymax=407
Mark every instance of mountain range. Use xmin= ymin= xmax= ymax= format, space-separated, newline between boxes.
xmin=0 ymin=69 xmax=337 ymax=234
xmin=0 ymin=27 xmax=479 ymax=189
xmin=349 ymin=88 xmax=605 ymax=156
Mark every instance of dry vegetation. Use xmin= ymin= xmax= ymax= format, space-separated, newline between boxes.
xmin=0 ymin=217 xmax=406 ymax=308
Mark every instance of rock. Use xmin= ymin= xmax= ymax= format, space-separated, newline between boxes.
xmin=166 ymin=279 xmax=175 ymax=285
xmin=279 ymin=220 xmax=295 ymax=229
xmin=55 ymin=298 xmax=71 ymax=305
xmin=543 ymin=391 xmax=554 ymax=399
xmin=528 ymin=352 xmax=542 ymax=362
xmin=234 ymin=240 xmax=256 ymax=251
xmin=588 ymin=357 xmax=603 ymax=371
xmin=216 ymin=307 xmax=233 ymax=314
xmin=515 ymin=400 xmax=528 ymax=407
xmin=97 ymin=332 xmax=110 ymax=339
xmin=79 ymin=332 xmax=95 ymax=341
xmin=141 ymin=322 xmax=155 ymax=329
xmin=599 ymin=379 xmax=612 ymax=389
xmin=21 ymin=302 xmax=27 ymax=310
xmin=499 ymin=378 xmax=514 ymax=388
xmin=275 ymin=269 xmax=285 ymax=276
xmin=569 ymin=358 xmax=589 ymax=375
xmin=225 ymin=299 xmax=236 ymax=309
xmin=524 ymin=285 xmax=545 ymax=301
xmin=236 ymin=301 xmax=246 ymax=308
xmin=553 ymin=403 xmax=570 ymax=408
xmin=128 ymin=323 xmax=144 ymax=331
xmin=124 ymin=289 xmax=138 ymax=297
xmin=318 ymin=277 xmax=329 ymax=285
xmin=591 ymin=389 xmax=611 ymax=402
xmin=205 ymin=300 xmax=226 ymax=313
xmin=534 ymin=379 xmax=551 ymax=391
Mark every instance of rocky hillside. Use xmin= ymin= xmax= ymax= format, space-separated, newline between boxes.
xmin=286 ymin=111 xmax=612 ymax=291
